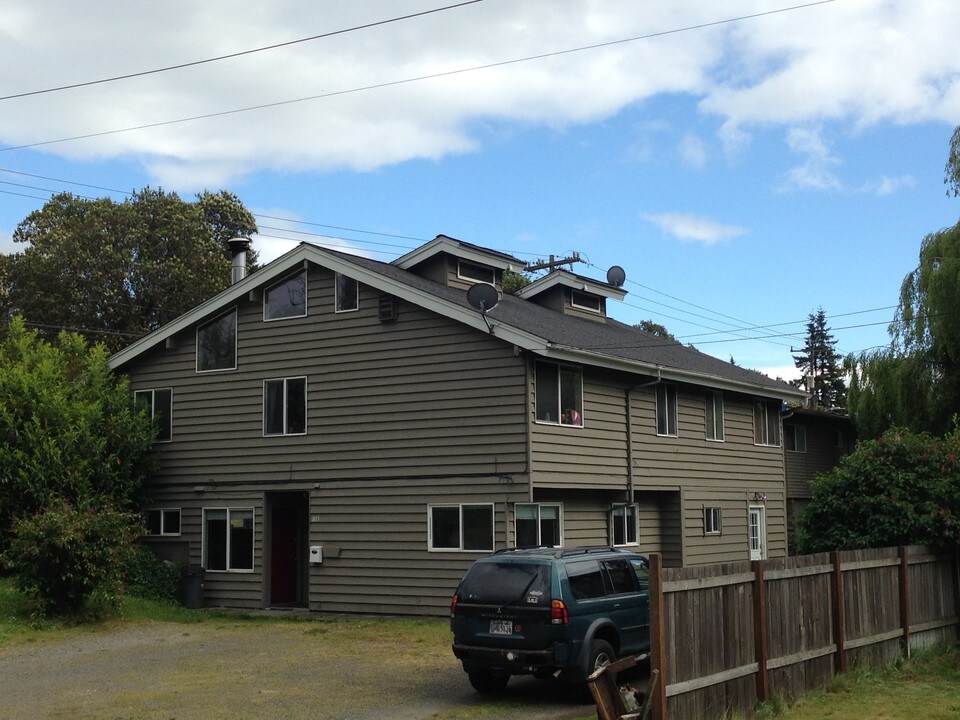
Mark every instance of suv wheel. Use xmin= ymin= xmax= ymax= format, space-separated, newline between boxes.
xmin=588 ymin=639 xmax=615 ymax=675
xmin=467 ymin=669 xmax=510 ymax=693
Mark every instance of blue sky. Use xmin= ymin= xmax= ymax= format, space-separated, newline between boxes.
xmin=2 ymin=0 xmax=959 ymax=379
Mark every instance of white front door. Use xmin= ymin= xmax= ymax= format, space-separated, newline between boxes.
xmin=748 ymin=505 xmax=766 ymax=561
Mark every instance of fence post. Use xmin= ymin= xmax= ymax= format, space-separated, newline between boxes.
xmin=649 ymin=553 xmax=668 ymax=720
xmin=830 ymin=551 xmax=846 ymax=673
xmin=954 ymin=545 xmax=960 ymax=642
xmin=752 ymin=559 xmax=769 ymax=704
xmin=898 ymin=546 xmax=911 ymax=658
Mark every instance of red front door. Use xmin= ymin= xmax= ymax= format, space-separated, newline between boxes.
xmin=270 ymin=505 xmax=301 ymax=605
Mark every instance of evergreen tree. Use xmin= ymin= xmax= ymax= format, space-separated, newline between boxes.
xmin=791 ymin=307 xmax=847 ymax=409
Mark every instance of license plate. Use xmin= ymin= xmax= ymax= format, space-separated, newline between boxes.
xmin=489 ymin=619 xmax=513 ymax=635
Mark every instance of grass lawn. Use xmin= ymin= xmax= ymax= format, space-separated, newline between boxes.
xmin=754 ymin=649 xmax=960 ymax=720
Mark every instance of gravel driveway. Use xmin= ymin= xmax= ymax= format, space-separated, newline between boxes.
xmin=0 ymin=619 xmax=596 ymax=720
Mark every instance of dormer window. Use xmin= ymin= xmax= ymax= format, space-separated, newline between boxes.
xmin=457 ymin=260 xmax=495 ymax=284
xmin=571 ymin=290 xmax=601 ymax=313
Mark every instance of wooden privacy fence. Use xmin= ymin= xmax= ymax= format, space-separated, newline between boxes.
xmin=647 ymin=545 xmax=960 ymax=720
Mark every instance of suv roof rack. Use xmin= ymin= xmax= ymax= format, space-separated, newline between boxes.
xmin=492 ymin=546 xmax=631 ymax=559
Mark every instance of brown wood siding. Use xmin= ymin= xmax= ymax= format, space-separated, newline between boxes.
xmin=309 ymin=475 xmax=526 ymax=615
xmin=632 ymin=386 xmax=788 ymax=564
xmin=143 ymin=475 xmax=529 ymax=614
xmin=128 ymin=266 xmax=528 ymax=484
xmin=784 ymin=416 xmax=851 ymax=498
xmin=141 ymin=485 xmax=266 ymax=608
xmin=530 ymin=366 xmax=629 ymax=488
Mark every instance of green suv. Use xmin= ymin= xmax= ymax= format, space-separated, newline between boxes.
xmin=450 ymin=547 xmax=650 ymax=692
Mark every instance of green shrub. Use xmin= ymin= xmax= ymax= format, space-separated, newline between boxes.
xmin=796 ymin=426 xmax=960 ymax=553
xmin=123 ymin=545 xmax=181 ymax=603
xmin=2 ymin=499 xmax=138 ymax=617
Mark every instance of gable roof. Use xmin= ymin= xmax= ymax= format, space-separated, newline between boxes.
xmin=515 ymin=268 xmax=628 ymax=302
xmin=392 ymin=234 xmax=526 ymax=272
xmin=109 ymin=241 xmax=805 ymax=400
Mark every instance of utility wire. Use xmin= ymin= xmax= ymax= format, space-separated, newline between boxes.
xmin=1 ymin=0 xmax=837 ymax=153
xmin=0 ymin=1 xmax=487 ymax=101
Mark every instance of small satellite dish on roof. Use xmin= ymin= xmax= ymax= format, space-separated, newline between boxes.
xmin=607 ymin=265 xmax=626 ymax=287
xmin=466 ymin=282 xmax=500 ymax=335
xmin=467 ymin=282 xmax=500 ymax=313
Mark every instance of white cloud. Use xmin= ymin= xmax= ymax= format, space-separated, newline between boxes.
xmin=678 ymin=133 xmax=708 ymax=169
xmin=780 ymin=126 xmax=843 ymax=192
xmin=861 ymin=175 xmax=918 ymax=196
xmin=0 ymin=1 xmax=958 ymax=188
xmin=251 ymin=208 xmax=380 ymax=264
xmin=0 ymin=230 xmax=16 ymax=255
xmin=643 ymin=212 xmax=747 ymax=245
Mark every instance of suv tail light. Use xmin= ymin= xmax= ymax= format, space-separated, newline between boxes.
xmin=450 ymin=594 xmax=459 ymax=618
xmin=551 ymin=599 xmax=569 ymax=625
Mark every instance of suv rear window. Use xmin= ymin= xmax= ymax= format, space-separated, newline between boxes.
xmin=567 ymin=560 xmax=605 ymax=599
xmin=459 ymin=562 xmax=551 ymax=606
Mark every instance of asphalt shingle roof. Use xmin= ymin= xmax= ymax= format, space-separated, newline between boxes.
xmin=330 ymin=248 xmax=798 ymax=396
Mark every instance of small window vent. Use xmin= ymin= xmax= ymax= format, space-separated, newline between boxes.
xmin=378 ymin=294 xmax=399 ymax=322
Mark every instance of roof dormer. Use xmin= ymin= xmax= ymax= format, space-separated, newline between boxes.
xmin=393 ymin=234 xmax=524 ymax=292
xmin=515 ymin=269 xmax=627 ymax=322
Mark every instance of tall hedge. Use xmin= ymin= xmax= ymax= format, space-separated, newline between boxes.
xmin=796 ymin=427 xmax=960 ymax=553
xmin=0 ymin=318 xmax=157 ymax=605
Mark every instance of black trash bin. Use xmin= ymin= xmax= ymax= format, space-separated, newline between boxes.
xmin=181 ymin=564 xmax=205 ymax=609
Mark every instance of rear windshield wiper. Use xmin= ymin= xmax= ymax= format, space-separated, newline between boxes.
xmin=499 ymin=572 xmax=542 ymax=611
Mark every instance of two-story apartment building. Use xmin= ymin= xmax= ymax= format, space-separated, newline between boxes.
xmin=110 ymin=235 xmax=806 ymax=615
xmin=782 ymin=406 xmax=855 ymax=553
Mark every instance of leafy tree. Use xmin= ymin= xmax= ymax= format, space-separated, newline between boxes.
xmin=945 ymin=124 xmax=960 ymax=196
xmin=502 ymin=270 xmax=533 ymax=295
xmin=791 ymin=307 xmax=847 ymax=409
xmin=795 ymin=427 xmax=960 ymax=553
xmin=849 ymin=220 xmax=960 ymax=437
xmin=0 ymin=317 xmax=157 ymax=559
xmin=1 ymin=188 xmax=257 ymax=352
xmin=635 ymin=320 xmax=677 ymax=342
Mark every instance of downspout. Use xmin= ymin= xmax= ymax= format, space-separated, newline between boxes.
xmin=525 ymin=351 xmax=534 ymax=502
xmin=626 ymin=369 xmax=662 ymax=502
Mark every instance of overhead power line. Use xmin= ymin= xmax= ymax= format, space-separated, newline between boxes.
xmin=0 ymin=1 xmax=487 ymax=102
xmin=1 ymin=0 xmax=837 ymax=153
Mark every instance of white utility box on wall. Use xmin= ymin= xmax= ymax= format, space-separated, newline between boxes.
xmin=309 ymin=546 xmax=323 ymax=564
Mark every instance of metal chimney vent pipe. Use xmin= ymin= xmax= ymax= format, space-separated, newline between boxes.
xmin=227 ymin=237 xmax=252 ymax=284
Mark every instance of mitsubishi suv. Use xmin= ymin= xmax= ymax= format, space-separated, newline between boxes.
xmin=449 ymin=547 xmax=650 ymax=692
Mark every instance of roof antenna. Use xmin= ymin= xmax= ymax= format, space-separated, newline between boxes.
xmin=466 ymin=283 xmax=500 ymax=334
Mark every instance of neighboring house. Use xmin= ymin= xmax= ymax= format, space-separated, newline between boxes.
xmin=110 ymin=235 xmax=806 ymax=615
xmin=782 ymin=406 xmax=855 ymax=553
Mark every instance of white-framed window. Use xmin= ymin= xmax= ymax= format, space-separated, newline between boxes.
xmin=134 ymin=388 xmax=173 ymax=442
xmin=197 ymin=308 xmax=237 ymax=372
xmin=705 ymin=390 xmax=724 ymax=442
xmin=515 ymin=503 xmax=562 ymax=548
xmin=428 ymin=503 xmax=494 ymax=552
xmin=457 ymin=260 xmax=495 ymax=284
xmin=704 ymin=507 xmax=722 ymax=535
xmin=264 ymin=270 xmax=307 ymax=321
xmin=784 ymin=424 xmax=807 ymax=452
xmin=571 ymin=290 xmax=601 ymax=313
xmin=611 ymin=504 xmax=638 ymax=546
xmin=335 ymin=273 xmax=359 ymax=313
xmin=656 ymin=384 xmax=678 ymax=437
xmin=263 ymin=377 xmax=307 ymax=436
xmin=145 ymin=508 xmax=181 ymax=536
xmin=535 ymin=361 xmax=583 ymax=426
xmin=203 ymin=508 xmax=254 ymax=572
xmin=754 ymin=401 xmax=781 ymax=447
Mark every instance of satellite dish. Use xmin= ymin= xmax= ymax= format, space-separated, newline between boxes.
xmin=466 ymin=282 xmax=500 ymax=313
xmin=607 ymin=265 xmax=626 ymax=287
